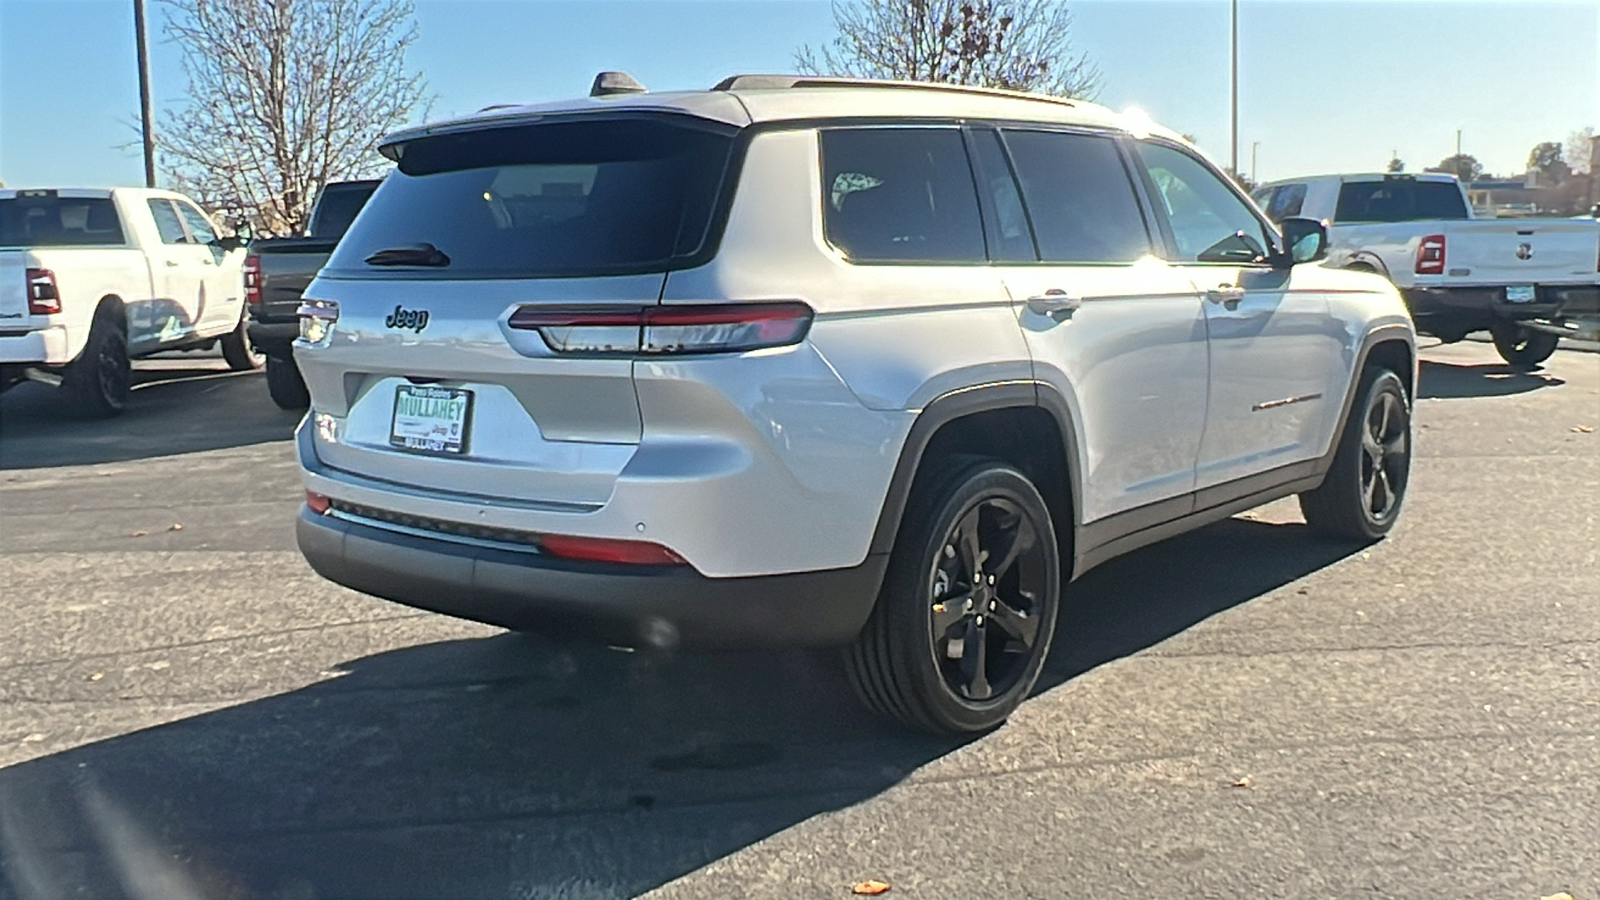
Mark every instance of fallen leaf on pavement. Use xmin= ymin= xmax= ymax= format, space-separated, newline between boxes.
xmin=851 ymin=880 xmax=891 ymax=895
xmin=129 ymin=530 xmax=148 ymax=537
xmin=169 ymin=523 xmax=184 ymax=531
xmin=1232 ymin=775 xmax=1252 ymax=788
xmin=1540 ymin=893 xmax=1573 ymax=900
xmin=88 ymin=673 xmax=104 ymax=682
xmin=1572 ymin=426 xmax=1594 ymax=433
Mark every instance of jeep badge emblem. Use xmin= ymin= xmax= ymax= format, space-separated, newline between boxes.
xmin=1515 ymin=243 xmax=1533 ymax=260
xmin=384 ymin=304 xmax=430 ymax=332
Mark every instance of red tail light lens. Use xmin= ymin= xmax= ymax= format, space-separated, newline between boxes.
xmin=538 ymin=533 xmax=687 ymax=565
xmin=1415 ymin=234 xmax=1446 ymax=275
xmin=243 ymin=254 xmax=262 ymax=308
xmin=508 ymin=302 xmax=814 ymax=355
xmin=25 ymin=268 xmax=60 ymax=315
xmin=305 ymin=490 xmax=331 ymax=514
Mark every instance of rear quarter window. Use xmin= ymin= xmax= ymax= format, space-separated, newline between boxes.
xmin=325 ymin=117 xmax=737 ymax=278
xmin=0 ymin=196 xmax=126 ymax=247
xmin=819 ymin=127 xmax=986 ymax=264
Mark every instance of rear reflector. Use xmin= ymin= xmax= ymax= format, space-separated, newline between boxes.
xmin=1415 ymin=234 xmax=1446 ymax=275
xmin=25 ymin=268 xmax=60 ymax=315
xmin=508 ymin=302 xmax=813 ymax=355
xmin=306 ymin=491 xmax=331 ymax=514
xmin=538 ymin=533 xmax=687 ymax=565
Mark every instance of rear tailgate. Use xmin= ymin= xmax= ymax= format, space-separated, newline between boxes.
xmin=1446 ymin=219 xmax=1600 ymax=284
xmin=0 ymin=250 xmax=28 ymax=322
xmin=252 ymin=237 xmax=339 ymax=322
xmin=295 ymin=114 xmax=739 ymax=508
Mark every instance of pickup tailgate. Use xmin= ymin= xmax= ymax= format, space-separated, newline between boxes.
xmin=0 ymin=250 xmax=29 ymax=322
xmin=252 ymin=237 xmax=339 ymax=322
xmin=1447 ymin=219 xmax=1599 ymax=284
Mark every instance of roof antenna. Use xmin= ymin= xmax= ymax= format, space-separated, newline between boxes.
xmin=590 ymin=71 xmax=647 ymax=97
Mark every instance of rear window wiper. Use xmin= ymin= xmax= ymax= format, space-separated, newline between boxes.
xmin=364 ymin=243 xmax=450 ymax=267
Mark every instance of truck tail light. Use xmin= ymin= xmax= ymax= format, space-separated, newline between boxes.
xmin=538 ymin=533 xmax=686 ymax=566
xmin=507 ymin=302 xmax=813 ymax=356
xmin=296 ymin=298 xmax=339 ymax=344
xmin=243 ymin=254 xmax=262 ymax=308
xmin=1415 ymin=234 xmax=1446 ymax=275
xmin=25 ymin=268 xmax=60 ymax=315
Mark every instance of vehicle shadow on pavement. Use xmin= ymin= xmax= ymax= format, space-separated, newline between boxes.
xmin=0 ymin=363 xmax=301 ymax=469
xmin=1416 ymin=359 xmax=1565 ymax=400
xmin=0 ymin=518 xmax=1359 ymax=899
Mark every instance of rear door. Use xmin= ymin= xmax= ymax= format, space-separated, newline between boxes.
xmin=142 ymin=197 xmax=211 ymax=344
xmin=1134 ymin=141 xmax=1346 ymax=490
xmin=173 ymin=199 xmax=242 ymax=333
xmin=295 ymin=116 xmax=738 ymax=506
xmin=976 ymin=128 xmax=1209 ymax=523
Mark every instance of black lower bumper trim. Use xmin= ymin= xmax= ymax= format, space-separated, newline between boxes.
xmin=1404 ymin=285 xmax=1598 ymax=336
xmin=247 ymin=319 xmax=300 ymax=354
xmin=296 ymin=507 xmax=886 ymax=649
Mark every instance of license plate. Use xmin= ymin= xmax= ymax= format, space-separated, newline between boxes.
xmin=390 ymin=384 xmax=472 ymax=454
xmin=1506 ymin=285 xmax=1537 ymax=303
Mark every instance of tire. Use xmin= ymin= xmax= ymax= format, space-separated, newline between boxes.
xmin=265 ymin=353 xmax=310 ymax=410
xmin=63 ymin=312 xmax=131 ymax=418
xmin=846 ymin=458 xmax=1061 ymax=735
xmin=1298 ymin=367 xmax=1411 ymax=542
xmin=1490 ymin=324 xmax=1559 ymax=368
xmin=220 ymin=311 xmax=265 ymax=371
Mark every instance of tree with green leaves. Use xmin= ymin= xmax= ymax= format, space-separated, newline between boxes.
xmin=1386 ymin=156 xmax=1404 ymax=173
xmin=796 ymin=0 xmax=1101 ymax=99
xmin=1526 ymin=141 xmax=1570 ymax=187
xmin=1427 ymin=153 xmax=1482 ymax=184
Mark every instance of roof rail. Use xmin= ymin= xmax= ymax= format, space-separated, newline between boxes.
xmin=710 ymin=74 xmax=1076 ymax=108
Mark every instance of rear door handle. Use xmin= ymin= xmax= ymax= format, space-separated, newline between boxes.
xmin=1026 ymin=290 xmax=1082 ymax=321
xmin=165 ymin=260 xmax=181 ymax=267
xmin=1206 ymin=285 xmax=1245 ymax=309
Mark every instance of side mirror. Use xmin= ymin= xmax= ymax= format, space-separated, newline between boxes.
xmin=1276 ymin=217 xmax=1328 ymax=267
xmin=214 ymin=234 xmax=248 ymax=252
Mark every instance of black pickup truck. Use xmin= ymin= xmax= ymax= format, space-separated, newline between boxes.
xmin=246 ymin=179 xmax=380 ymax=408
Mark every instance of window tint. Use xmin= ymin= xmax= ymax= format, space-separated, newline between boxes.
xmin=147 ymin=199 xmax=189 ymax=244
xmin=1003 ymin=130 xmax=1150 ymax=263
xmin=327 ymin=118 xmax=735 ymax=277
xmin=176 ymin=202 xmax=216 ymax=244
xmin=1137 ymin=142 xmax=1273 ymax=263
xmin=970 ymin=131 xmax=1036 ymax=261
xmin=1264 ymin=183 xmax=1306 ymax=222
xmin=820 ymin=127 xmax=986 ymax=263
xmin=1333 ymin=179 xmax=1469 ymax=223
xmin=0 ymin=196 xmax=125 ymax=247
xmin=308 ymin=182 xmax=379 ymax=239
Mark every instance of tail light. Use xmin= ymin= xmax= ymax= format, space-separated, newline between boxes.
xmin=243 ymin=254 xmax=261 ymax=308
xmin=1415 ymin=234 xmax=1446 ymax=275
xmin=507 ymin=302 xmax=814 ymax=356
xmin=296 ymin=298 xmax=339 ymax=344
xmin=25 ymin=268 xmax=60 ymax=315
xmin=305 ymin=490 xmax=331 ymax=514
xmin=538 ymin=533 xmax=686 ymax=565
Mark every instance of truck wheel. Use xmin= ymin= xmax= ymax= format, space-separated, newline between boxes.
xmin=220 ymin=312 xmax=265 ymax=371
xmin=63 ymin=313 xmax=131 ymax=417
xmin=265 ymin=354 xmax=310 ymax=410
xmin=1298 ymin=366 xmax=1410 ymax=542
xmin=846 ymin=458 xmax=1060 ymax=734
xmin=1490 ymin=325 xmax=1559 ymax=368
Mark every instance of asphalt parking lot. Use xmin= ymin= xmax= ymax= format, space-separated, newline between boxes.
xmin=0 ymin=341 xmax=1595 ymax=900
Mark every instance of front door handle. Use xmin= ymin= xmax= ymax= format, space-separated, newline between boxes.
xmin=1206 ymin=285 xmax=1245 ymax=310
xmin=1026 ymin=290 xmax=1082 ymax=321
xmin=165 ymin=260 xmax=182 ymax=267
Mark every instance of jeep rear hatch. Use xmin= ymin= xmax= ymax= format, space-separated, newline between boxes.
xmin=298 ymin=115 xmax=740 ymax=507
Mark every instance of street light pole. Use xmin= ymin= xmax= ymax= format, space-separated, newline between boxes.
xmin=1251 ymin=141 xmax=1259 ymax=184
xmin=133 ymin=0 xmax=156 ymax=188
xmin=1229 ymin=0 xmax=1239 ymax=176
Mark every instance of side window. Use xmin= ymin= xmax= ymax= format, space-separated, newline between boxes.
xmin=1136 ymin=142 xmax=1275 ymax=264
xmin=1002 ymin=130 xmax=1152 ymax=263
xmin=147 ymin=199 xmax=188 ymax=244
xmin=970 ymin=131 xmax=1036 ymax=262
xmin=1264 ymin=183 xmax=1306 ymax=223
xmin=819 ymin=127 xmax=986 ymax=263
xmin=176 ymin=202 xmax=217 ymax=244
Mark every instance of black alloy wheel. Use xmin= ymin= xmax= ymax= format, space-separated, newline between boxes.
xmin=1299 ymin=367 xmax=1411 ymax=541
xmin=1359 ymin=385 xmax=1408 ymax=524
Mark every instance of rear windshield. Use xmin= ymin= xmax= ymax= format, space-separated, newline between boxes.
xmin=1334 ymin=179 xmax=1468 ymax=223
xmin=0 ymin=196 xmax=126 ymax=247
xmin=325 ymin=117 xmax=737 ymax=278
xmin=307 ymin=183 xmax=379 ymax=239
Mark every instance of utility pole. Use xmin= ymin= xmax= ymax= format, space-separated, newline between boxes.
xmin=133 ymin=0 xmax=157 ymax=188
xmin=1456 ymin=129 xmax=1462 ymax=158
xmin=1251 ymin=141 xmax=1259 ymax=184
xmin=1229 ymin=0 xmax=1239 ymax=176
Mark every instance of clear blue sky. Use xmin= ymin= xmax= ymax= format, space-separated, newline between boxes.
xmin=1 ymin=0 xmax=1595 ymax=188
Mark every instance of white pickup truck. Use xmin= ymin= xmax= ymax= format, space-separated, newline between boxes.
xmin=0 ymin=187 xmax=256 ymax=415
xmin=1253 ymin=173 xmax=1599 ymax=366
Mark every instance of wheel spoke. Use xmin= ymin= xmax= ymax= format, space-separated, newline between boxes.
xmin=987 ymin=516 xmax=1034 ymax=581
xmin=931 ymin=591 xmax=971 ymax=635
xmin=954 ymin=508 xmax=985 ymax=578
xmin=987 ymin=594 xmax=1039 ymax=648
xmin=960 ymin=618 xmax=992 ymax=700
xmin=1372 ymin=467 xmax=1393 ymax=516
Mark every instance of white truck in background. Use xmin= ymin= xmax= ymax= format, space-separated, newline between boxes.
xmin=0 ymin=187 xmax=255 ymax=415
xmin=1253 ymin=173 xmax=1600 ymax=366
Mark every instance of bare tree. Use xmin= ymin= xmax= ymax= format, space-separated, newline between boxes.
xmin=796 ymin=0 xmax=1101 ymax=100
xmin=157 ymin=0 xmax=428 ymax=234
xmin=1566 ymin=127 xmax=1595 ymax=175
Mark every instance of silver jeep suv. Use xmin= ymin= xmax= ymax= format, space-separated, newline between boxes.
xmin=295 ymin=74 xmax=1416 ymax=734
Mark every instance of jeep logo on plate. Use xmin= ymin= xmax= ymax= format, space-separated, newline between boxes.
xmin=384 ymin=304 xmax=430 ymax=332
xmin=1515 ymin=243 xmax=1533 ymax=260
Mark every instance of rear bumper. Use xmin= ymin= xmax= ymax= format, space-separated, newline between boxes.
xmin=296 ymin=505 xmax=885 ymax=648
xmin=246 ymin=318 xmax=300 ymax=355
xmin=0 ymin=326 xmax=75 ymax=366
xmin=1403 ymin=285 xmax=1600 ymax=334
